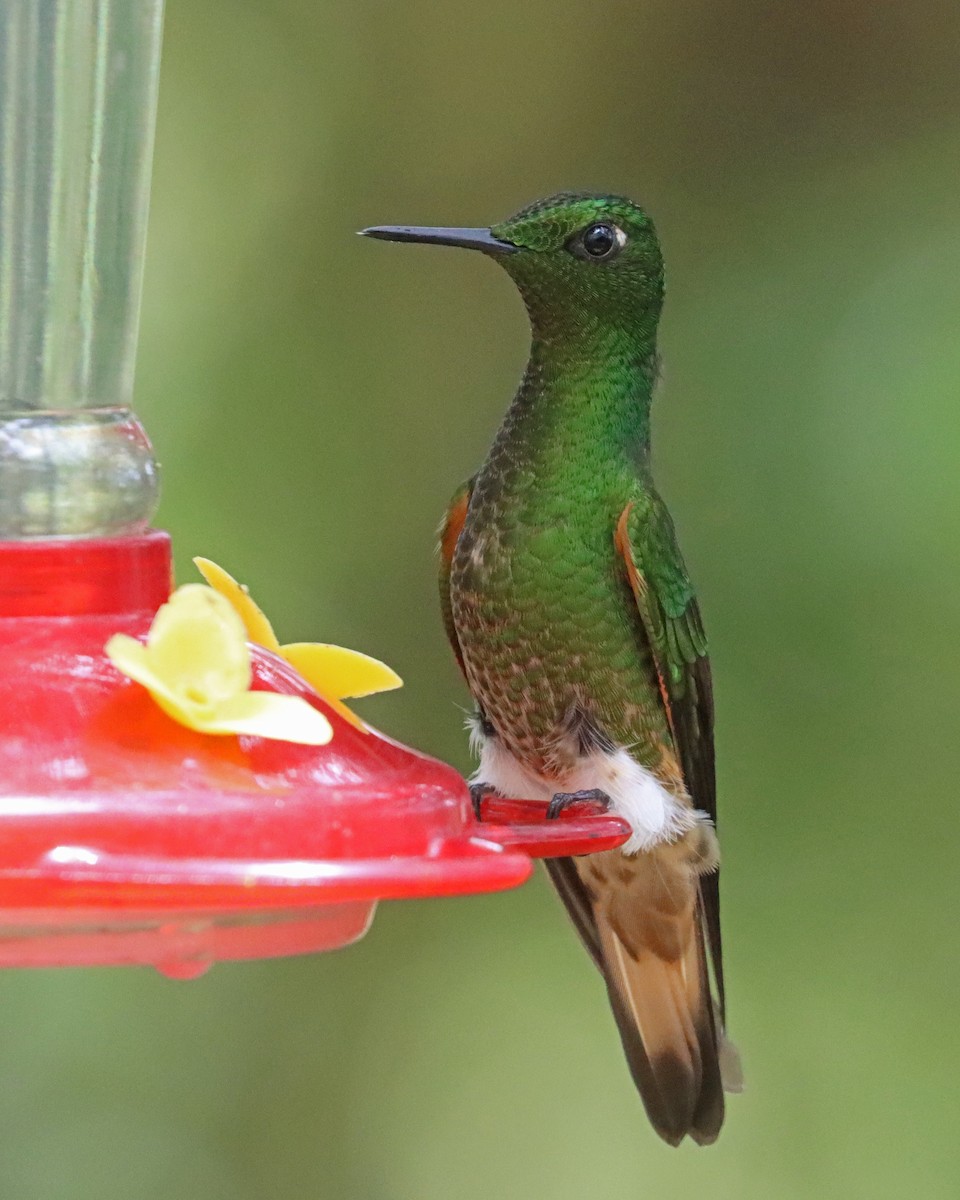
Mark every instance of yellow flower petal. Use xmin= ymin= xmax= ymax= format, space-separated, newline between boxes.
xmin=106 ymin=629 xmax=240 ymax=735
xmin=281 ymin=643 xmax=403 ymax=700
xmin=147 ymin=585 xmax=251 ymax=702
xmin=198 ymin=692 xmax=333 ymax=745
xmin=107 ymin=630 xmax=224 ymax=718
xmin=107 ymin=632 xmax=333 ymax=743
xmin=193 ymin=557 xmax=282 ymax=652
xmin=105 ymin=634 xmax=186 ymax=709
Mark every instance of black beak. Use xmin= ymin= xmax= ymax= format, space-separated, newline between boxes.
xmin=359 ymin=225 xmax=519 ymax=255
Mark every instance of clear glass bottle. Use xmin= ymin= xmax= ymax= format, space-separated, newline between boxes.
xmin=0 ymin=0 xmax=164 ymax=538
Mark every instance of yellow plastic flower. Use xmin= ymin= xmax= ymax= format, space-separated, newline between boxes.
xmin=105 ymin=585 xmax=333 ymax=745
xmin=193 ymin=558 xmax=402 ymax=731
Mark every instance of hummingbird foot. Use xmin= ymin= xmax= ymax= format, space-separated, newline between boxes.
xmin=546 ymin=788 xmax=611 ymax=820
xmin=469 ymin=782 xmax=493 ymax=820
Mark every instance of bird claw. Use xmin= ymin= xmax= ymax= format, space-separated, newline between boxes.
xmin=469 ymin=783 xmax=491 ymax=820
xmin=546 ymin=788 xmax=612 ymax=821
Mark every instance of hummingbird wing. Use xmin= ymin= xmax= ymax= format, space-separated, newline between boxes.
xmin=614 ymin=498 xmax=724 ymax=1017
xmin=437 ymin=479 xmax=474 ymax=677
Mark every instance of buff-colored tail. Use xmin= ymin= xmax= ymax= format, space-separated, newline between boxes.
xmin=597 ymin=905 xmax=726 ymax=1145
xmin=546 ymin=848 xmax=740 ymax=1145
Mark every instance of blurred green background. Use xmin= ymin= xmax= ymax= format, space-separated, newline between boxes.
xmin=5 ymin=1 xmax=960 ymax=1196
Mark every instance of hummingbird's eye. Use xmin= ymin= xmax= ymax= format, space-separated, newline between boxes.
xmin=572 ymin=222 xmax=626 ymax=262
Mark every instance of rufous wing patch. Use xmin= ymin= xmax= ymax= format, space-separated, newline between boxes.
xmin=440 ymin=488 xmax=470 ymax=567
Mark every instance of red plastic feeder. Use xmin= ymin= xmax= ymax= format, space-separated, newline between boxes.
xmin=0 ymin=533 xmax=629 ymax=976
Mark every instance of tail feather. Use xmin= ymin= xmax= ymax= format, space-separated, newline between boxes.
xmin=545 ymin=849 xmax=735 ymax=1144
xmin=597 ymin=911 xmax=724 ymax=1146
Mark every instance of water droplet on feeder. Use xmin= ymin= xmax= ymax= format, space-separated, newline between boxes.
xmin=155 ymin=956 xmax=212 ymax=981
xmin=153 ymin=921 xmax=213 ymax=980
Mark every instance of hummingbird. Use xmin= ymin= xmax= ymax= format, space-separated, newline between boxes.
xmin=362 ymin=193 xmax=740 ymax=1145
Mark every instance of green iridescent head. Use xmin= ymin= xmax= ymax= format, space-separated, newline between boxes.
xmin=362 ymin=191 xmax=664 ymax=344
xmin=491 ymin=192 xmax=663 ymax=329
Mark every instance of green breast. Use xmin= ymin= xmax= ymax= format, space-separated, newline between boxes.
xmin=450 ymin=457 xmax=670 ymax=775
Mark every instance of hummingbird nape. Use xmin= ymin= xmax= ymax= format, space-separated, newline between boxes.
xmin=362 ymin=192 xmax=741 ymax=1146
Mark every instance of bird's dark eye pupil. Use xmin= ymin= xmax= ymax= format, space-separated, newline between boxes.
xmin=582 ymin=223 xmax=616 ymax=257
